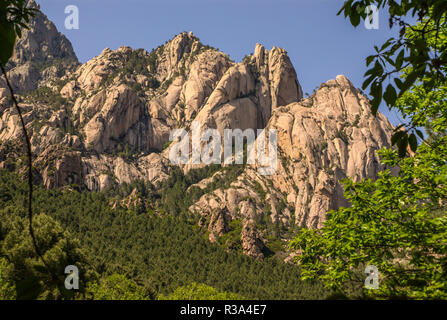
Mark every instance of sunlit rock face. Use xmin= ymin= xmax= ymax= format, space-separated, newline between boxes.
xmin=0 ymin=4 xmax=393 ymax=259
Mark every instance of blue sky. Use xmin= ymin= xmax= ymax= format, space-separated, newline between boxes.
xmin=38 ymin=0 xmax=405 ymax=125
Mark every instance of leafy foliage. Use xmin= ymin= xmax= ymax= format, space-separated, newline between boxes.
xmin=24 ymin=86 xmax=67 ymax=108
xmin=396 ymin=18 xmax=447 ymax=138
xmin=120 ymin=49 xmax=160 ymax=89
xmin=339 ymin=0 xmax=447 ymax=155
xmin=86 ymin=274 xmax=148 ymax=300
xmin=0 ymin=257 xmax=16 ymax=300
xmin=0 ymin=0 xmax=36 ymax=65
xmin=291 ymin=140 xmax=447 ymax=299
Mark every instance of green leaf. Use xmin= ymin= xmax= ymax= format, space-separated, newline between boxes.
xmin=362 ymin=75 xmax=375 ymax=90
xmin=408 ymin=133 xmax=418 ymax=152
xmin=370 ymin=96 xmax=381 ymax=116
xmin=337 ymin=2 xmax=350 ymax=16
xmin=397 ymin=134 xmax=408 ymax=158
xmin=0 ymin=22 xmax=16 ymax=65
xmin=394 ymin=78 xmax=404 ymax=90
xmin=370 ymin=80 xmax=382 ymax=98
xmin=373 ymin=60 xmax=384 ymax=76
xmin=383 ymin=54 xmax=395 ymax=66
xmin=369 ymin=81 xmax=383 ymax=116
xmin=380 ymin=38 xmax=394 ymax=52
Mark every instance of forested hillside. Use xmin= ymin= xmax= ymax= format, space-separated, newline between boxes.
xmin=0 ymin=169 xmax=329 ymax=299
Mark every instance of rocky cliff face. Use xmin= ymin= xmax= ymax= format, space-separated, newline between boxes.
xmin=190 ymin=75 xmax=393 ymax=258
xmin=0 ymin=3 xmax=394 ymax=260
